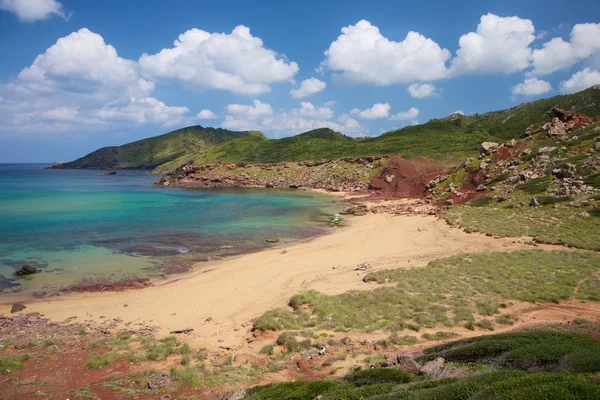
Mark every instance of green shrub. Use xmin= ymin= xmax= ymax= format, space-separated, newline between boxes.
xmin=419 ymin=330 xmax=600 ymax=373
xmin=345 ymin=368 xmax=413 ymax=386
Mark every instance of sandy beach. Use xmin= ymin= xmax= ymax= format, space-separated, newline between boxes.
xmin=0 ymin=209 xmax=551 ymax=351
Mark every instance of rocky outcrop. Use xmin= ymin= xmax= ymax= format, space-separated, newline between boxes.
xmin=156 ymin=157 xmax=387 ymax=193
xmin=542 ymin=107 xmax=597 ymax=141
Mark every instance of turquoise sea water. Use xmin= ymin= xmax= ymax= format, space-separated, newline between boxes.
xmin=0 ymin=164 xmax=340 ymax=297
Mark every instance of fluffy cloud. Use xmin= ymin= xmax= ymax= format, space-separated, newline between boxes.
xmin=196 ymin=109 xmax=217 ymax=119
xmin=290 ymin=78 xmax=326 ymax=99
xmin=226 ymin=99 xmax=273 ymax=119
xmin=139 ymin=26 xmax=298 ymax=96
xmin=0 ymin=0 xmax=68 ymax=22
xmin=407 ymin=83 xmax=438 ymax=98
xmin=531 ymin=23 xmax=600 ymax=75
xmin=0 ymin=28 xmax=191 ymax=133
xmin=221 ymin=100 xmax=363 ymax=137
xmin=559 ymin=68 xmax=600 ymax=94
xmin=351 ymin=103 xmax=391 ymax=119
xmin=511 ymin=77 xmax=552 ymax=96
xmin=389 ymin=107 xmax=420 ymax=121
xmin=320 ymin=20 xmax=451 ymax=85
xmin=290 ymin=102 xmax=334 ymax=119
xmin=450 ymin=13 xmax=535 ymax=75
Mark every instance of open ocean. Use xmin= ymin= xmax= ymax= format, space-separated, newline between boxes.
xmin=0 ymin=164 xmax=340 ymax=297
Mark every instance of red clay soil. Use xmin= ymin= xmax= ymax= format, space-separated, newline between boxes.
xmin=368 ymin=156 xmax=446 ymax=199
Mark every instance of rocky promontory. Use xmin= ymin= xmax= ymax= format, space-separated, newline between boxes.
xmin=155 ymin=157 xmax=389 ymax=192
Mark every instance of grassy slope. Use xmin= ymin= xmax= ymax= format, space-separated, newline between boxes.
xmin=177 ymin=86 xmax=600 ymax=167
xmin=253 ymin=250 xmax=600 ymax=333
xmin=58 ymin=126 xmax=266 ymax=169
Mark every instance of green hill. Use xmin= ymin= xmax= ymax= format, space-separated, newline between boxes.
xmin=162 ymin=86 xmax=600 ymax=170
xmin=51 ymin=126 xmax=266 ymax=169
xmin=55 ymin=86 xmax=600 ymax=171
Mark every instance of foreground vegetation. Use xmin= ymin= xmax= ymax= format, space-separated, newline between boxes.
xmin=254 ymin=250 xmax=600 ymax=333
xmin=246 ymin=369 xmax=600 ymax=399
xmin=245 ymin=328 xmax=600 ymax=399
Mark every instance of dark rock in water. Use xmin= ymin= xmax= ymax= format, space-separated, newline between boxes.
xmin=265 ymin=238 xmax=280 ymax=243
xmin=11 ymin=303 xmax=26 ymax=313
xmin=14 ymin=264 xmax=39 ymax=276
xmin=103 ymin=171 xmax=117 ymax=175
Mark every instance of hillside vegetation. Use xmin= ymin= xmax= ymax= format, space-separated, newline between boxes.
xmin=52 ymin=126 xmax=265 ymax=169
xmin=54 ymin=86 xmax=600 ymax=171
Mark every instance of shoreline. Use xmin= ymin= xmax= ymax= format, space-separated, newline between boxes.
xmin=0 ymin=208 xmax=556 ymax=351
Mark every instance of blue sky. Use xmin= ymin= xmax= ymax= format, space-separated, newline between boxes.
xmin=1 ymin=0 xmax=599 ymax=162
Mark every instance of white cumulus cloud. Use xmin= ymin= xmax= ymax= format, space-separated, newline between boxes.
xmin=450 ymin=13 xmax=535 ymax=75
xmin=559 ymin=68 xmax=600 ymax=94
xmin=196 ymin=109 xmax=217 ymax=119
xmin=226 ymin=99 xmax=273 ymax=119
xmin=407 ymin=83 xmax=438 ymax=98
xmin=290 ymin=77 xmax=326 ymax=99
xmin=511 ymin=77 xmax=552 ymax=96
xmin=319 ymin=19 xmax=451 ymax=85
xmin=221 ymin=100 xmax=363 ymax=137
xmin=290 ymin=102 xmax=334 ymax=119
xmin=139 ymin=26 xmax=299 ymax=96
xmin=0 ymin=28 xmax=191 ymax=134
xmin=351 ymin=103 xmax=391 ymax=119
xmin=531 ymin=23 xmax=600 ymax=76
xmin=0 ymin=0 xmax=69 ymax=22
xmin=389 ymin=107 xmax=420 ymax=121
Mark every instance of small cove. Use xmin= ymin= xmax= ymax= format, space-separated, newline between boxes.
xmin=0 ymin=164 xmax=341 ymax=297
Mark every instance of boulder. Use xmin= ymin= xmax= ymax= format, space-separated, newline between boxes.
xmin=14 ymin=264 xmax=38 ymax=276
xmin=388 ymin=353 xmax=421 ymax=375
xmin=223 ymin=387 xmax=246 ymax=400
xmin=421 ymin=357 xmax=445 ymax=376
xmin=480 ymin=142 xmax=499 ymax=155
xmin=476 ymin=184 xmax=486 ymax=192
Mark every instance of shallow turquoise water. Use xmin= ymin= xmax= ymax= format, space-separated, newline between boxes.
xmin=0 ymin=164 xmax=340 ymax=296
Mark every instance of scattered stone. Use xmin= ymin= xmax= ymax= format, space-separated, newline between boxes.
xmin=476 ymin=184 xmax=486 ymax=192
xmin=530 ymin=197 xmax=540 ymax=207
xmin=480 ymin=142 xmax=499 ymax=155
xmin=10 ymin=303 xmax=26 ymax=313
xmin=170 ymin=328 xmax=194 ymax=334
xmin=265 ymin=238 xmax=280 ymax=243
xmin=147 ymin=372 xmax=172 ymax=390
xmin=444 ymin=199 xmax=454 ymax=206
xmin=354 ymin=262 xmax=372 ymax=271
